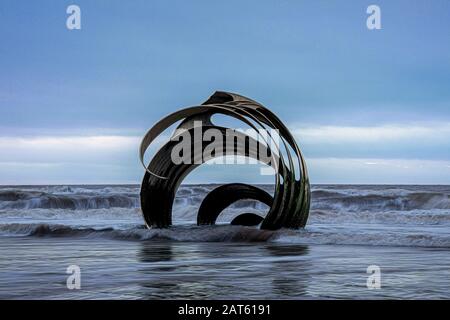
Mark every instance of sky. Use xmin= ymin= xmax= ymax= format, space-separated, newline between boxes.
xmin=1 ymin=0 xmax=450 ymax=185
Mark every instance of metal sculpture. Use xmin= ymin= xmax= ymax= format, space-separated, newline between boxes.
xmin=139 ymin=91 xmax=310 ymax=230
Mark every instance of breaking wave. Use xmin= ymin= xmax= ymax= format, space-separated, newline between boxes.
xmin=0 ymin=184 xmax=449 ymax=248
xmin=0 ymin=222 xmax=449 ymax=248
xmin=1 ymin=184 xmax=449 ymax=212
xmin=311 ymin=188 xmax=450 ymax=211
xmin=0 ymin=223 xmax=275 ymax=242
xmin=0 ymin=189 xmax=139 ymax=210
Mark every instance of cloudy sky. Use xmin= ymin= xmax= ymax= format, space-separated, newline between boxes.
xmin=1 ymin=0 xmax=450 ymax=184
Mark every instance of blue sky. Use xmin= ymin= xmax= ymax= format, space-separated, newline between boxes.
xmin=1 ymin=0 xmax=450 ymax=184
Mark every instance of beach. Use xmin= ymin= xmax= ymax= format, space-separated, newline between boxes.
xmin=0 ymin=184 xmax=449 ymax=299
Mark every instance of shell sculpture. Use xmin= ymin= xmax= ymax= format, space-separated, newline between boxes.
xmin=139 ymin=91 xmax=310 ymax=230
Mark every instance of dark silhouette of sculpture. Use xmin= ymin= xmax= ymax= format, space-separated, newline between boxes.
xmin=139 ymin=91 xmax=310 ymax=230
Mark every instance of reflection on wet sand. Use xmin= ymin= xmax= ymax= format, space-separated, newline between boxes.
xmin=136 ymin=241 xmax=311 ymax=299
xmin=265 ymin=245 xmax=310 ymax=297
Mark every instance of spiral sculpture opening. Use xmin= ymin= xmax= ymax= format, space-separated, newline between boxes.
xmin=139 ymin=91 xmax=310 ymax=230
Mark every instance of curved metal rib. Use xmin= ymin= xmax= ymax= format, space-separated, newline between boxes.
xmin=197 ymin=183 xmax=273 ymax=226
xmin=139 ymin=91 xmax=311 ymax=230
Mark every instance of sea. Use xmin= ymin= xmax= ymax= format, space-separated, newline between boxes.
xmin=0 ymin=184 xmax=449 ymax=299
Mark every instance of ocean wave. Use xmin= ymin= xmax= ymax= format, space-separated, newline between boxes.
xmin=1 ymin=222 xmax=449 ymax=248
xmin=309 ymin=209 xmax=450 ymax=225
xmin=0 ymin=190 xmax=139 ymax=210
xmin=1 ymin=207 xmax=447 ymax=227
xmin=1 ymin=185 xmax=450 ymax=212
xmin=274 ymin=228 xmax=450 ymax=248
xmin=0 ymin=207 xmax=143 ymax=221
xmin=310 ymin=189 xmax=450 ymax=212
xmin=0 ymin=223 xmax=275 ymax=242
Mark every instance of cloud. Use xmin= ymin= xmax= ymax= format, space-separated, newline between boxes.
xmin=292 ymin=123 xmax=450 ymax=144
xmin=0 ymin=135 xmax=140 ymax=150
xmin=0 ymin=136 xmax=140 ymax=164
xmin=291 ymin=123 xmax=450 ymax=160
xmin=307 ymin=158 xmax=450 ymax=184
xmin=0 ymin=134 xmax=169 ymax=184
xmin=1 ymin=124 xmax=450 ymax=184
